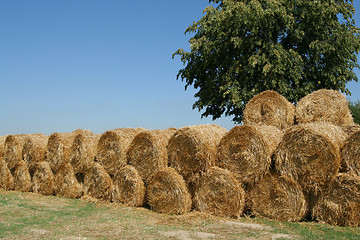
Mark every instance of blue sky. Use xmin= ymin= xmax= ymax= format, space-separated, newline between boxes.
xmin=1 ymin=1 xmax=360 ymax=135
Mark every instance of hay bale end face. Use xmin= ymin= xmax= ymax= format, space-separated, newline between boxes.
xmin=274 ymin=122 xmax=346 ymax=195
xmin=70 ymin=133 xmax=100 ymax=174
xmin=127 ymin=128 xmax=176 ymax=184
xmin=247 ymin=173 xmax=308 ymax=222
xmin=32 ymin=161 xmax=55 ymax=196
xmin=295 ymin=89 xmax=353 ymax=126
xmin=22 ymin=134 xmax=48 ymax=172
xmin=54 ymin=163 xmax=83 ymax=198
xmin=217 ymin=124 xmax=283 ymax=186
xmin=147 ymin=167 xmax=192 ymax=215
xmin=4 ymin=134 xmax=29 ymax=170
xmin=83 ymin=163 xmax=113 ymax=201
xmin=0 ymin=158 xmax=14 ymax=190
xmin=167 ymin=125 xmax=227 ymax=183
xmin=96 ymin=128 xmax=144 ymax=176
xmin=194 ymin=167 xmax=245 ymax=218
xmin=312 ymin=173 xmax=360 ymax=226
xmin=341 ymin=130 xmax=360 ymax=176
xmin=13 ymin=160 xmax=32 ymax=192
xmin=243 ymin=90 xmax=295 ymax=129
xmin=112 ymin=165 xmax=145 ymax=207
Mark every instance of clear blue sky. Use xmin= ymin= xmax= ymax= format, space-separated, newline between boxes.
xmin=1 ymin=1 xmax=360 ymax=135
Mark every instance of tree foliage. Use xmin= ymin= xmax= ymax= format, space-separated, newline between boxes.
xmin=349 ymin=100 xmax=360 ymax=124
xmin=173 ymin=0 xmax=360 ymax=123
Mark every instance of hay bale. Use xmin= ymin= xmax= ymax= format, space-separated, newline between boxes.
xmin=70 ymin=132 xmax=100 ymax=174
xmin=295 ymin=89 xmax=353 ymax=125
xmin=32 ymin=161 xmax=55 ymax=196
xmin=217 ymin=124 xmax=283 ymax=186
xmin=127 ymin=128 xmax=176 ymax=184
xmin=147 ymin=167 xmax=192 ymax=215
xmin=194 ymin=167 xmax=245 ymax=218
xmin=341 ymin=130 xmax=360 ymax=176
xmin=54 ymin=163 xmax=83 ymax=198
xmin=96 ymin=128 xmax=144 ymax=176
xmin=274 ymin=122 xmax=347 ymax=195
xmin=112 ymin=165 xmax=145 ymax=207
xmin=247 ymin=173 xmax=308 ymax=222
xmin=0 ymin=135 xmax=7 ymax=159
xmin=340 ymin=124 xmax=360 ymax=137
xmin=13 ymin=160 xmax=32 ymax=192
xmin=83 ymin=162 xmax=113 ymax=201
xmin=167 ymin=125 xmax=227 ymax=184
xmin=0 ymin=158 xmax=14 ymax=190
xmin=312 ymin=173 xmax=360 ymax=226
xmin=4 ymin=134 xmax=30 ymax=170
xmin=22 ymin=134 xmax=48 ymax=172
xmin=47 ymin=130 xmax=90 ymax=173
xmin=243 ymin=90 xmax=295 ymax=129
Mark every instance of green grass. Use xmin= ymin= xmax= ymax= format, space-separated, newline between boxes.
xmin=0 ymin=190 xmax=359 ymax=239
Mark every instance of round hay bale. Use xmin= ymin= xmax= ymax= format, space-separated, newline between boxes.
xmin=22 ymin=134 xmax=48 ymax=172
xmin=0 ymin=135 xmax=7 ymax=159
xmin=54 ymin=163 xmax=83 ymax=198
xmin=340 ymin=124 xmax=360 ymax=137
xmin=312 ymin=173 xmax=360 ymax=226
xmin=167 ymin=125 xmax=227 ymax=184
xmin=13 ymin=160 xmax=32 ymax=192
xmin=0 ymin=158 xmax=14 ymax=190
xmin=147 ymin=167 xmax=192 ymax=215
xmin=47 ymin=130 xmax=90 ymax=173
xmin=4 ymin=134 xmax=30 ymax=170
xmin=217 ymin=124 xmax=283 ymax=186
xmin=341 ymin=130 xmax=360 ymax=176
xmin=194 ymin=167 xmax=245 ymax=218
xmin=274 ymin=122 xmax=347 ymax=195
xmin=247 ymin=173 xmax=308 ymax=222
xmin=243 ymin=90 xmax=295 ymax=129
xmin=32 ymin=161 xmax=55 ymax=196
xmin=70 ymin=132 xmax=100 ymax=174
xmin=112 ymin=165 xmax=145 ymax=207
xmin=96 ymin=128 xmax=145 ymax=176
xmin=295 ymin=89 xmax=353 ymax=126
xmin=83 ymin=162 xmax=113 ymax=201
xmin=127 ymin=128 xmax=176 ymax=184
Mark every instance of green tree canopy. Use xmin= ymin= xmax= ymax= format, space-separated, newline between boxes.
xmin=173 ymin=0 xmax=360 ymax=123
xmin=349 ymin=100 xmax=360 ymax=124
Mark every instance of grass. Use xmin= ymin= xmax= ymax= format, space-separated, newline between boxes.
xmin=0 ymin=189 xmax=359 ymax=239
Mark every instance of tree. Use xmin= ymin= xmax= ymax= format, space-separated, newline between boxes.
xmin=349 ymin=100 xmax=360 ymax=124
xmin=173 ymin=0 xmax=360 ymax=123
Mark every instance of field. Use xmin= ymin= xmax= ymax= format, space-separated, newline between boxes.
xmin=0 ymin=190 xmax=359 ymax=240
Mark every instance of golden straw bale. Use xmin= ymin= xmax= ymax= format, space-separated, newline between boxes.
xmin=4 ymin=134 xmax=31 ymax=170
xmin=83 ymin=162 xmax=113 ymax=201
xmin=243 ymin=90 xmax=295 ymax=129
xmin=70 ymin=132 xmax=100 ymax=174
xmin=54 ymin=163 xmax=83 ymax=198
xmin=47 ymin=130 xmax=90 ymax=173
xmin=13 ymin=160 xmax=32 ymax=192
xmin=113 ymin=165 xmax=145 ymax=207
xmin=340 ymin=124 xmax=360 ymax=137
xmin=295 ymin=89 xmax=353 ymax=126
xmin=0 ymin=158 xmax=14 ymax=190
xmin=167 ymin=125 xmax=227 ymax=183
xmin=32 ymin=161 xmax=55 ymax=196
xmin=96 ymin=128 xmax=145 ymax=176
xmin=274 ymin=122 xmax=347 ymax=195
xmin=127 ymin=128 xmax=176 ymax=184
xmin=217 ymin=124 xmax=283 ymax=186
xmin=147 ymin=167 xmax=192 ymax=215
xmin=341 ymin=130 xmax=360 ymax=176
xmin=22 ymin=134 xmax=48 ymax=172
xmin=247 ymin=173 xmax=308 ymax=222
xmin=312 ymin=173 xmax=360 ymax=226
xmin=0 ymin=135 xmax=7 ymax=159
xmin=194 ymin=167 xmax=245 ymax=218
